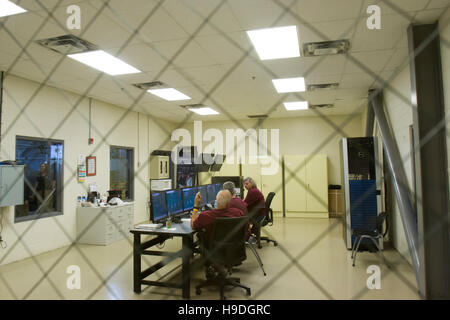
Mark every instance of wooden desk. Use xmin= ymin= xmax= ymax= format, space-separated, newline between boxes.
xmin=130 ymin=221 xmax=196 ymax=299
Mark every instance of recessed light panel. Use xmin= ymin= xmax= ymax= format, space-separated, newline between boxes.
xmin=247 ymin=26 xmax=300 ymax=60
xmin=147 ymin=88 xmax=191 ymax=101
xmin=0 ymin=0 xmax=27 ymax=18
xmin=272 ymin=77 xmax=306 ymax=93
xmin=67 ymin=50 xmax=141 ymax=75
xmin=284 ymin=101 xmax=309 ymax=111
xmin=188 ymin=107 xmax=219 ymax=115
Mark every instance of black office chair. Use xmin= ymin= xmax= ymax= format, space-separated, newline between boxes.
xmin=195 ymin=216 xmax=251 ymax=300
xmin=351 ymin=212 xmax=388 ymax=267
xmin=254 ymin=192 xmax=278 ymax=249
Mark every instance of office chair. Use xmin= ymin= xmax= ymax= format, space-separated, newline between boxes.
xmin=254 ymin=192 xmax=278 ymax=249
xmin=351 ymin=212 xmax=388 ymax=267
xmin=195 ymin=216 xmax=251 ymax=300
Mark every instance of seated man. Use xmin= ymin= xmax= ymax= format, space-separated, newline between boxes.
xmin=243 ymin=177 xmax=266 ymax=236
xmin=191 ymin=189 xmax=247 ymax=278
xmin=191 ymin=189 xmax=245 ymax=245
xmin=222 ymin=181 xmax=247 ymax=215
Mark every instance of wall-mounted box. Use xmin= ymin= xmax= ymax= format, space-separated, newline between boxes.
xmin=150 ymin=156 xmax=170 ymax=179
xmin=0 ymin=165 xmax=24 ymax=207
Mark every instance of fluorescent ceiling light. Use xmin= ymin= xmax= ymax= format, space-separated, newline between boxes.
xmin=284 ymin=101 xmax=309 ymax=111
xmin=247 ymin=26 xmax=300 ymax=60
xmin=147 ymin=88 xmax=191 ymax=101
xmin=188 ymin=107 xmax=219 ymax=115
xmin=67 ymin=50 xmax=141 ymax=76
xmin=0 ymin=0 xmax=27 ymax=18
xmin=272 ymin=77 xmax=306 ymax=93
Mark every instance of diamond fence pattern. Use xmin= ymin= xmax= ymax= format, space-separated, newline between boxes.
xmin=0 ymin=0 xmax=448 ymax=300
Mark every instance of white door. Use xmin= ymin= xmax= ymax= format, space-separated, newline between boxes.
xmin=305 ymin=155 xmax=328 ymax=212
xmin=260 ymin=156 xmax=282 ymax=212
xmin=284 ymin=155 xmax=307 ymax=212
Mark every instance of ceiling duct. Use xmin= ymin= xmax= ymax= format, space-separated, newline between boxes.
xmin=132 ymin=81 xmax=165 ymax=90
xmin=302 ymin=40 xmax=350 ymax=57
xmin=310 ymin=104 xmax=334 ymax=109
xmin=247 ymin=114 xmax=268 ymax=119
xmin=35 ymin=34 xmax=98 ymax=55
xmin=307 ymin=83 xmax=339 ymax=91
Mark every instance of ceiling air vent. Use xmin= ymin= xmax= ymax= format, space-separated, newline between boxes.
xmin=180 ymin=103 xmax=205 ymax=109
xmin=302 ymin=40 xmax=350 ymax=57
xmin=307 ymin=83 xmax=339 ymax=91
xmin=35 ymin=34 xmax=97 ymax=55
xmin=247 ymin=114 xmax=268 ymax=119
xmin=310 ymin=104 xmax=334 ymax=109
xmin=133 ymin=81 xmax=165 ymax=90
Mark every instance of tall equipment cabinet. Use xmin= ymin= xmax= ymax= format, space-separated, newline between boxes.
xmin=340 ymin=137 xmax=382 ymax=249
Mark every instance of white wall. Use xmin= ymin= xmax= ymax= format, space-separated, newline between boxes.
xmin=0 ymin=74 xmax=176 ymax=266
xmin=180 ymin=114 xmax=363 ymax=186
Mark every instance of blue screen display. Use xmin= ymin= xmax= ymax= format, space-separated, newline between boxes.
xmin=197 ymin=186 xmax=207 ymax=207
xmin=166 ymin=189 xmax=183 ymax=215
xmin=214 ymin=183 xmax=222 ymax=197
xmin=182 ymin=187 xmax=197 ymax=211
xmin=151 ymin=192 xmax=167 ymax=222
xmin=207 ymin=184 xmax=216 ymax=203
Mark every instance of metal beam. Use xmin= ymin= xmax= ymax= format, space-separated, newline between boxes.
xmin=365 ymin=104 xmax=374 ymax=137
xmin=369 ymin=89 xmax=421 ymax=292
xmin=408 ymin=22 xmax=450 ymax=300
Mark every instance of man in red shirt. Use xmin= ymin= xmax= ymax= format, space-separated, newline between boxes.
xmin=222 ymin=181 xmax=247 ymax=215
xmin=191 ymin=189 xmax=245 ymax=244
xmin=243 ymin=177 xmax=266 ymax=237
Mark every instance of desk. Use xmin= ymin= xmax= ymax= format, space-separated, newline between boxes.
xmin=130 ymin=221 xmax=196 ymax=299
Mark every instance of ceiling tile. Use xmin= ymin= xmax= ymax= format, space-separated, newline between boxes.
xmin=296 ymin=0 xmax=363 ymax=23
xmin=344 ymin=49 xmax=394 ymax=74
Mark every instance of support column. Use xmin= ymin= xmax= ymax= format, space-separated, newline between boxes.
xmin=408 ymin=22 xmax=450 ymax=300
xmin=370 ymin=90 xmax=421 ymax=293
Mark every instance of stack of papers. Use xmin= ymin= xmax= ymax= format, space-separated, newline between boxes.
xmin=136 ymin=223 xmax=163 ymax=230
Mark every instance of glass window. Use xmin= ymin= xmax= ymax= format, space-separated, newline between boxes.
xmin=110 ymin=146 xmax=134 ymax=200
xmin=15 ymin=137 xmax=64 ymax=222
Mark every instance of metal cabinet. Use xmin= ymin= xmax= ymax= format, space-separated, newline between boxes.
xmin=76 ymin=203 xmax=134 ymax=245
xmin=0 ymin=165 xmax=24 ymax=207
xmin=150 ymin=156 xmax=170 ymax=179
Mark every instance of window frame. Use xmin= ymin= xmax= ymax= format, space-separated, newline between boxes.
xmin=109 ymin=145 xmax=134 ymax=201
xmin=14 ymin=135 xmax=65 ymax=223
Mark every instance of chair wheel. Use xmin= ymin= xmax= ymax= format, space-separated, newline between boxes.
xmin=196 ymin=288 xmax=201 ymax=295
xmin=246 ymin=289 xmax=251 ymax=296
xmin=274 ymin=242 xmax=278 ymax=246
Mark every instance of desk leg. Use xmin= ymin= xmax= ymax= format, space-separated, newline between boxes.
xmin=182 ymin=235 xmax=193 ymax=299
xmin=133 ymin=233 xmax=141 ymax=294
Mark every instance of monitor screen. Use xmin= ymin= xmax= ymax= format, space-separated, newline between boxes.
xmin=151 ymin=192 xmax=167 ymax=223
xmin=166 ymin=189 xmax=183 ymax=215
xmin=182 ymin=187 xmax=198 ymax=211
xmin=215 ymin=183 xmax=222 ymax=197
xmin=197 ymin=185 xmax=207 ymax=207
xmin=207 ymin=184 xmax=216 ymax=203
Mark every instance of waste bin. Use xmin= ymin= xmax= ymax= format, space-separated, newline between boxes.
xmin=328 ymin=185 xmax=342 ymax=218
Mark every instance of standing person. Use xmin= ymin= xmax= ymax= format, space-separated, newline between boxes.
xmin=243 ymin=177 xmax=266 ymax=236
xmin=34 ymin=162 xmax=56 ymax=213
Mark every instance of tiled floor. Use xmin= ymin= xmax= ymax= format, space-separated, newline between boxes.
xmin=0 ymin=217 xmax=420 ymax=300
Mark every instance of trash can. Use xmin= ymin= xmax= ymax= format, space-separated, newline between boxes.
xmin=328 ymin=185 xmax=343 ymax=218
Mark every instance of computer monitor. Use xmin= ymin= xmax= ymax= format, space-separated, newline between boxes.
xmin=165 ymin=189 xmax=183 ymax=216
xmin=150 ymin=191 xmax=168 ymax=223
xmin=197 ymin=185 xmax=207 ymax=207
xmin=182 ymin=186 xmax=198 ymax=212
xmin=206 ymin=184 xmax=216 ymax=203
xmin=214 ymin=183 xmax=222 ymax=197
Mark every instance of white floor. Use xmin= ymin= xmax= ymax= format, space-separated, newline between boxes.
xmin=0 ymin=217 xmax=420 ymax=300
